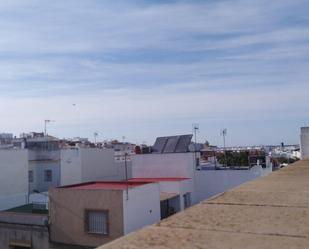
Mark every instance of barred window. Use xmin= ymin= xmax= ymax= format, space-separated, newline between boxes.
xmin=86 ymin=210 xmax=108 ymax=235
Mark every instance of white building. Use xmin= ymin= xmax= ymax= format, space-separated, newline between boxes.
xmin=292 ymin=149 xmax=301 ymax=159
xmin=112 ymin=142 xmax=135 ymax=162
xmin=60 ymin=147 xmax=129 ymax=186
xmin=0 ymin=133 xmax=13 ymax=149
xmin=131 ymin=135 xmax=272 ymax=206
xmin=0 ymin=150 xmax=28 ymax=210
xmin=27 ymin=136 xmax=61 ymax=193
xmin=132 ymin=151 xmax=272 ymax=205
xmin=301 ymin=127 xmax=309 ymax=159
xmin=128 ymin=177 xmax=193 ymax=219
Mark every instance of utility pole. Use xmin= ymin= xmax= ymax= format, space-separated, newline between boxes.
xmin=221 ymin=129 xmax=227 ymax=167
xmin=124 ymin=152 xmax=129 ymax=200
xmin=192 ymin=124 xmax=199 ymax=169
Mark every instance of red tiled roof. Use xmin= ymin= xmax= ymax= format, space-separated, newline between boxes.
xmin=61 ymin=181 xmax=148 ymax=190
xmin=128 ymin=178 xmax=190 ymax=182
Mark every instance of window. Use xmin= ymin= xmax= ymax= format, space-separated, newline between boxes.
xmin=85 ymin=210 xmax=109 ymax=235
xmin=183 ymin=193 xmax=191 ymax=209
xmin=28 ymin=170 xmax=33 ymax=183
xmin=44 ymin=170 xmax=52 ymax=182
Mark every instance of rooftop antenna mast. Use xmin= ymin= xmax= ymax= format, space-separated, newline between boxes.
xmin=94 ymin=132 xmax=99 ymax=144
xmin=221 ymin=128 xmax=227 ymax=167
xmin=192 ymin=123 xmax=199 ymax=169
xmin=44 ymin=119 xmax=55 ymax=136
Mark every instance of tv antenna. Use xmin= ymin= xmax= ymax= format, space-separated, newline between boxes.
xmin=44 ymin=119 xmax=55 ymax=136
xmin=192 ymin=123 xmax=199 ymax=146
xmin=192 ymin=123 xmax=199 ymax=168
xmin=94 ymin=132 xmax=99 ymax=143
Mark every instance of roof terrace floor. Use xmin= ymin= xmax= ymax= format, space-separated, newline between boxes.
xmin=97 ymin=159 xmax=309 ymax=249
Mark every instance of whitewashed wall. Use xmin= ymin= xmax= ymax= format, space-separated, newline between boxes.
xmin=0 ymin=150 xmax=28 ymax=210
xmin=60 ymin=148 xmax=82 ymax=185
xmin=193 ymin=166 xmax=272 ymax=204
xmin=114 ymin=161 xmax=132 ymax=180
xmin=301 ymin=127 xmax=309 ymax=159
xmin=179 ymin=179 xmax=195 ymax=210
xmin=156 ymin=180 xmax=194 ymax=211
xmin=61 ymin=148 xmax=121 ymax=186
xmin=123 ymin=183 xmax=160 ymax=235
xmin=132 ymin=153 xmax=197 ymax=178
xmin=80 ymin=148 xmax=117 ymax=181
xmin=29 ymin=161 xmax=60 ymax=192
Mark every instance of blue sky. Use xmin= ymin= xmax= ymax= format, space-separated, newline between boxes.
xmin=0 ymin=0 xmax=308 ymax=146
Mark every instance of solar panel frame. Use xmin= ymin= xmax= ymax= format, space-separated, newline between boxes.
xmin=163 ymin=136 xmax=180 ymax=153
xmin=175 ymin=134 xmax=193 ymax=153
xmin=152 ymin=137 xmax=168 ymax=153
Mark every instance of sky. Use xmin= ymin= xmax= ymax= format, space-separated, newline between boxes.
xmin=0 ymin=0 xmax=308 ymax=146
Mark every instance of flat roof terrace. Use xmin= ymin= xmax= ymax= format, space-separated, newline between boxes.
xmin=61 ymin=181 xmax=150 ymax=190
xmin=97 ymin=159 xmax=309 ymax=249
xmin=128 ymin=178 xmax=190 ymax=182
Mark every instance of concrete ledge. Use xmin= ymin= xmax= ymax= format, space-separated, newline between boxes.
xmin=0 ymin=212 xmax=48 ymax=226
xmin=97 ymin=159 xmax=309 ymax=249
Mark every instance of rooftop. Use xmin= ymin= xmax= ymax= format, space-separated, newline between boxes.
xmin=97 ymin=159 xmax=309 ymax=249
xmin=6 ymin=204 xmax=48 ymax=215
xmin=61 ymin=181 xmax=150 ymax=190
xmin=128 ymin=177 xmax=190 ymax=182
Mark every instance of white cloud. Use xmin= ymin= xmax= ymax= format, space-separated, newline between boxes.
xmin=0 ymin=0 xmax=308 ymax=144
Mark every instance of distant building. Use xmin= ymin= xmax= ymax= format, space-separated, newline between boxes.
xmin=1 ymin=132 xmax=131 ymax=201
xmin=0 ymin=149 xmax=28 ymax=211
xmin=292 ymin=148 xmax=301 ymax=159
xmin=112 ymin=142 xmax=135 ymax=162
xmin=27 ymin=136 xmax=61 ymax=193
xmin=103 ymin=141 xmax=136 ymax=162
xmin=0 ymin=133 xmax=13 ymax=149
xmin=60 ymin=147 xmax=128 ymax=186
xmin=300 ymin=127 xmax=309 ymax=159
xmin=0 ymin=204 xmax=49 ymax=249
xmin=49 ymin=181 xmax=160 ymax=248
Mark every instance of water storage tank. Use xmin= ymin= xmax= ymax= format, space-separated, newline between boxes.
xmin=300 ymin=127 xmax=309 ymax=159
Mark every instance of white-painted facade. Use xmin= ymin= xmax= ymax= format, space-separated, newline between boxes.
xmin=131 ymin=152 xmax=272 ymax=205
xmin=193 ymin=165 xmax=272 ymax=203
xmin=60 ymin=147 xmax=127 ymax=185
xmin=301 ymin=127 xmax=309 ymax=159
xmin=123 ymin=183 xmax=160 ymax=235
xmin=132 ymin=152 xmax=197 ymax=178
xmin=28 ymin=159 xmax=60 ymax=193
xmin=131 ymin=153 xmax=197 ymax=211
xmin=0 ymin=150 xmax=28 ymax=210
xmin=155 ymin=180 xmax=194 ymax=211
